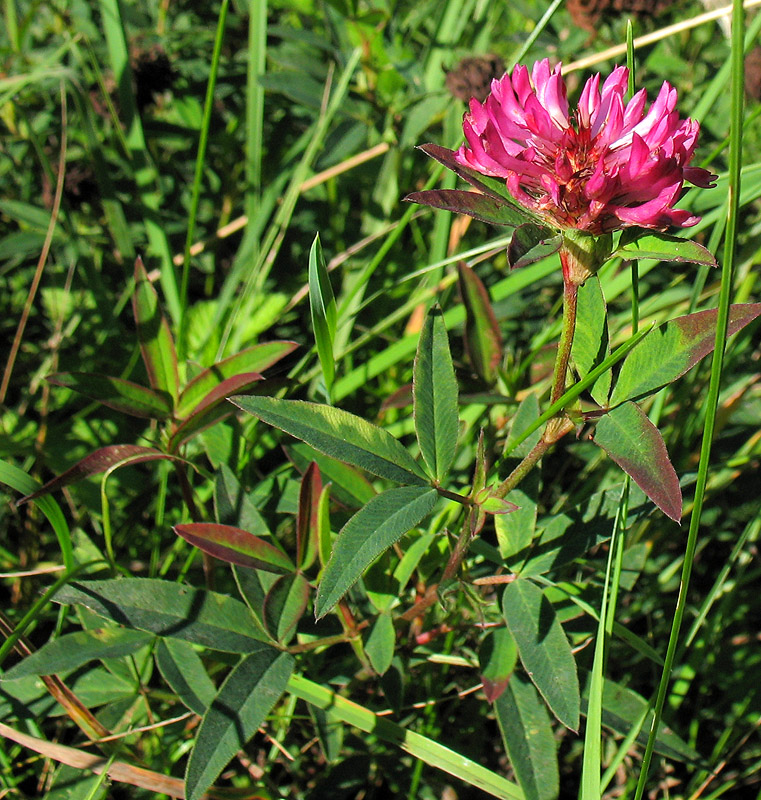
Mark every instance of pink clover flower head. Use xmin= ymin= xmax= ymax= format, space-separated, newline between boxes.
xmin=455 ymin=59 xmax=716 ymax=235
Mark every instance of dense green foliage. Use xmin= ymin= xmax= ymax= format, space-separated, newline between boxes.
xmin=2 ymin=1 xmax=761 ymax=798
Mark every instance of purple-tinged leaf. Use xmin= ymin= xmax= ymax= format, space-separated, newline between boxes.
xmin=458 ymin=263 xmax=503 ymax=386
xmin=18 ymin=445 xmax=182 ymax=505
xmin=507 ymin=224 xmax=563 ymax=270
xmin=176 ymin=340 xmax=298 ymax=420
xmin=416 ymin=144 xmax=537 ymax=223
xmin=296 ymin=462 xmax=322 ymax=572
xmin=610 ymin=303 xmax=761 ymax=406
xmin=132 ymin=256 xmax=179 ymax=404
xmin=173 ymin=522 xmax=295 ymax=574
xmin=405 ymin=189 xmax=527 ymax=227
xmin=479 ymin=628 xmax=518 ymax=703
xmin=593 ymin=402 xmax=681 ymax=522
xmin=47 ymin=372 xmax=173 ymax=420
xmin=263 ymin=572 xmax=310 ymax=644
xmin=167 ymin=372 xmax=263 ymax=452
xmin=614 ymin=230 xmax=717 ymax=267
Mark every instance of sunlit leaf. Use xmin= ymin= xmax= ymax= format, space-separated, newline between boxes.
xmin=296 ymin=461 xmax=322 ymax=571
xmin=231 ymin=396 xmax=429 ymax=486
xmin=593 ymin=401 xmax=681 ymax=522
xmin=18 ymin=445 xmax=184 ymax=505
xmin=609 ymin=303 xmax=761 ymax=406
xmin=309 ymin=233 xmax=337 ymax=395
xmin=168 ymin=372 xmax=263 ymax=451
xmin=175 ymin=340 xmax=297 ymax=419
xmin=507 ymin=224 xmax=562 ymax=270
xmin=413 ymin=306 xmax=458 ymax=484
xmin=173 ymin=522 xmax=295 ymax=573
xmin=405 ymin=188 xmax=527 ymax=227
xmin=185 ymin=645 xmax=294 ymax=800
xmin=503 ymin=578 xmax=580 ymax=731
xmin=315 ymin=486 xmax=438 ymax=618
xmin=479 ymin=628 xmax=518 ymax=703
xmin=614 ymin=230 xmax=717 ymax=266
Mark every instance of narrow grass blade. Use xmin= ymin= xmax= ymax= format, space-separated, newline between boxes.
xmin=288 ymin=674 xmax=523 ymax=799
xmin=0 ymin=460 xmax=73 ymax=572
xmin=495 ymin=675 xmax=558 ymax=800
xmin=55 ymin=579 xmax=269 ymax=651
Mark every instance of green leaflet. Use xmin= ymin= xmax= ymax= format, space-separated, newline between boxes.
xmin=155 ymin=639 xmax=217 ymax=716
xmin=609 ymin=303 xmax=761 ymax=406
xmin=185 ymin=645 xmax=294 ymax=800
xmin=132 ymin=256 xmax=179 ymax=404
xmin=593 ymin=402 xmax=681 ymax=522
xmin=3 ymin=628 xmax=153 ymax=679
xmin=613 ymin=230 xmax=717 ymax=266
xmin=495 ymin=674 xmax=559 ymax=800
xmin=503 ymin=578 xmax=580 ymax=731
xmin=47 ymin=372 xmax=173 ymax=420
xmin=55 ymin=579 xmax=268 ymax=652
xmin=231 ymin=395 xmax=429 ymax=486
xmin=413 ymin=306 xmax=458 ymax=484
xmin=315 ymin=486 xmax=438 ymax=618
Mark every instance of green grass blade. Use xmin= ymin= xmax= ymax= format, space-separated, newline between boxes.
xmin=287 ymin=674 xmax=523 ymax=799
xmin=178 ymin=0 xmax=230 ymax=357
xmin=633 ymin=0 xmax=746 ymax=795
xmin=98 ymin=0 xmax=180 ymax=323
xmin=0 ymin=460 xmax=73 ymax=573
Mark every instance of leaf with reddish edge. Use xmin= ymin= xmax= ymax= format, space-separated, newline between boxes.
xmin=47 ymin=372 xmax=173 ymax=420
xmin=479 ymin=627 xmax=518 ymax=703
xmin=296 ymin=462 xmax=322 ymax=571
xmin=458 ymin=262 xmax=502 ymax=386
xmin=405 ymin=189 xmax=527 ymax=228
xmin=416 ymin=144 xmax=539 ymax=223
xmin=593 ymin=402 xmax=682 ymax=522
xmin=17 ymin=445 xmax=185 ymax=505
xmin=173 ymin=523 xmax=295 ymax=574
xmin=167 ymin=372 xmax=263 ymax=452
xmin=263 ymin=573 xmax=310 ymax=644
xmin=176 ymin=340 xmax=298 ymax=420
xmin=614 ymin=230 xmax=717 ymax=267
xmin=609 ymin=303 xmax=761 ymax=407
xmin=507 ymin=224 xmax=563 ymax=270
xmin=132 ymin=257 xmax=179 ymax=404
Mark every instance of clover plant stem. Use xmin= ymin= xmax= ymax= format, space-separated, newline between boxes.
xmin=552 ymin=254 xmax=580 ymax=405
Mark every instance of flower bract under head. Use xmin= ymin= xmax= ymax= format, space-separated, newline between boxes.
xmin=455 ymin=59 xmax=716 ymax=234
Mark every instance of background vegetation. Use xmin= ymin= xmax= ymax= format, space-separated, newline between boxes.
xmin=1 ymin=0 xmax=761 ymax=798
